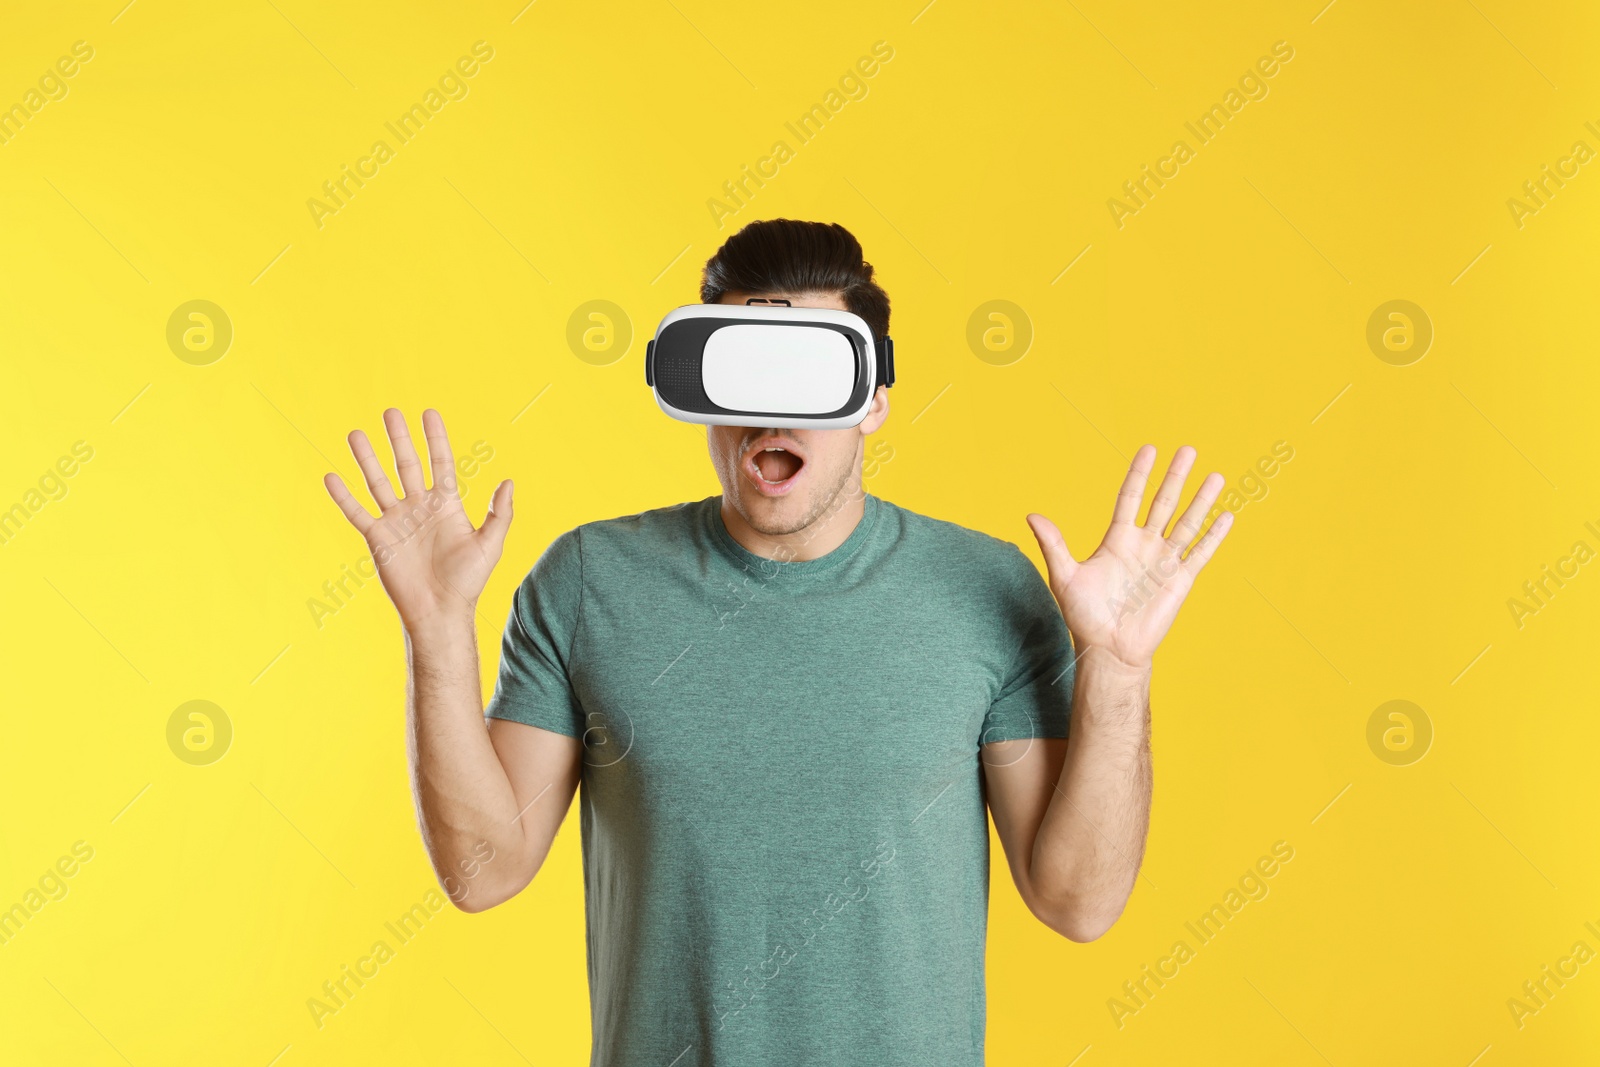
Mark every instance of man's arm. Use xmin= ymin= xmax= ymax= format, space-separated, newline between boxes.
xmin=986 ymin=445 xmax=1232 ymax=941
xmin=408 ymin=616 xmax=581 ymax=913
xmin=984 ymin=656 xmax=1150 ymax=942
xmin=324 ymin=408 xmax=581 ymax=913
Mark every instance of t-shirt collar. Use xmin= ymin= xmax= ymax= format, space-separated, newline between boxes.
xmin=705 ymin=492 xmax=881 ymax=579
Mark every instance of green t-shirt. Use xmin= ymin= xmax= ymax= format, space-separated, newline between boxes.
xmin=485 ymin=493 xmax=1075 ymax=1066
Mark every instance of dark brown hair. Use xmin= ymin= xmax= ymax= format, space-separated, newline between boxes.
xmin=700 ymin=219 xmax=891 ymax=342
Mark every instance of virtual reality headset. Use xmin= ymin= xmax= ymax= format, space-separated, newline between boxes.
xmin=645 ymin=303 xmax=895 ymax=428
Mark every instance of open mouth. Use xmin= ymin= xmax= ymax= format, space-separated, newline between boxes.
xmin=744 ymin=437 xmax=807 ymax=495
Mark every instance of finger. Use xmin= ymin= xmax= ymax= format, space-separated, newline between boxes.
xmin=1169 ymin=471 xmax=1226 ymax=547
xmin=348 ymin=428 xmax=401 ymax=510
xmin=1144 ymin=445 xmax=1196 ymax=533
xmin=422 ymin=408 xmax=459 ymax=497
xmin=1182 ymin=509 xmax=1234 ymax=575
xmin=478 ymin=480 xmax=515 ymax=558
xmin=384 ymin=408 xmax=426 ymax=497
xmin=323 ymin=472 xmax=377 ymax=535
xmin=1110 ymin=444 xmax=1158 ymax=526
xmin=1026 ymin=513 xmax=1079 ymax=589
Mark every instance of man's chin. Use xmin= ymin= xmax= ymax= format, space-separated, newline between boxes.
xmin=733 ymin=492 xmax=816 ymax=538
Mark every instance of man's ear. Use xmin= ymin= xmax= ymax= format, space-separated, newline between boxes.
xmin=859 ymin=386 xmax=890 ymax=435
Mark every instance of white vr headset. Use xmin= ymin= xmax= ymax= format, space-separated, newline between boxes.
xmin=645 ymin=302 xmax=895 ymax=428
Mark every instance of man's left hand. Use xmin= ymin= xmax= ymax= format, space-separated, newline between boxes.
xmin=1027 ymin=444 xmax=1233 ymax=672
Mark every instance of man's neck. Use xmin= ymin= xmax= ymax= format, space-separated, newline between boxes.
xmin=720 ymin=485 xmax=867 ymax=562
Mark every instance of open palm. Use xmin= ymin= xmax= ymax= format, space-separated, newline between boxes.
xmin=1027 ymin=445 xmax=1232 ymax=671
xmin=323 ymin=408 xmax=514 ymax=632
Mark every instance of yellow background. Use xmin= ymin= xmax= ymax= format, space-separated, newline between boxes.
xmin=2 ymin=0 xmax=1597 ymax=1063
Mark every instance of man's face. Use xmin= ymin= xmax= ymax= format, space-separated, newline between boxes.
xmin=707 ymin=290 xmax=889 ymax=537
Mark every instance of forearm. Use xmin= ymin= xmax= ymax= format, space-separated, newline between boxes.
xmin=405 ymin=614 xmax=537 ymax=903
xmin=1027 ymin=652 xmax=1152 ymax=940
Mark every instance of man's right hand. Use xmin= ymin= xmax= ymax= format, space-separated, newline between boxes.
xmin=323 ymin=408 xmax=514 ymax=633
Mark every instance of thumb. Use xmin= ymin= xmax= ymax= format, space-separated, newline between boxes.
xmin=1026 ymin=513 xmax=1078 ymax=588
xmin=479 ymin=479 xmax=514 ymax=554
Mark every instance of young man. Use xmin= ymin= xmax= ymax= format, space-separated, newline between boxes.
xmin=323 ymin=220 xmax=1232 ymax=1065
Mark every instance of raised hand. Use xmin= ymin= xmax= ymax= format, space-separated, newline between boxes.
xmin=1026 ymin=445 xmax=1232 ymax=671
xmin=323 ymin=408 xmax=513 ymax=632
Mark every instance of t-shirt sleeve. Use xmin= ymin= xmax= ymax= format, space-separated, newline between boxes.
xmin=484 ymin=527 xmax=585 ymax=738
xmin=980 ymin=547 xmax=1076 ymax=744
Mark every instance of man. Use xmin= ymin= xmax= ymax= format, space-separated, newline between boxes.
xmin=323 ymin=219 xmax=1232 ymax=1065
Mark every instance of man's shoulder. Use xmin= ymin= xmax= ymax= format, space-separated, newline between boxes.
xmin=505 ymin=499 xmax=712 ymax=620
xmin=569 ymin=496 xmax=711 ymax=541
xmin=876 ymin=497 xmax=1040 ymax=580
xmin=535 ymin=497 xmax=712 ymax=573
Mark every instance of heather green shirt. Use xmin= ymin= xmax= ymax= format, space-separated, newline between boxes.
xmin=486 ymin=493 xmax=1074 ymax=1066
